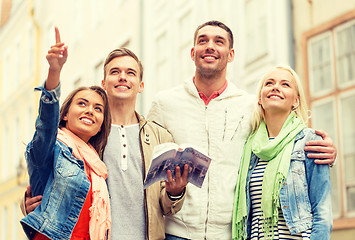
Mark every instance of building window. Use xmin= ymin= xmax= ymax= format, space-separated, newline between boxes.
xmin=306 ymin=17 xmax=355 ymax=220
xmin=156 ymin=32 xmax=168 ymax=91
xmin=307 ymin=32 xmax=334 ymax=97
xmin=14 ymin=38 xmax=21 ymax=86
xmin=2 ymin=125 xmax=10 ymax=181
xmin=90 ymin=0 xmax=105 ymax=28
xmin=27 ymin=24 xmax=35 ymax=76
xmin=12 ymin=203 xmax=18 ymax=239
xmin=25 ymin=105 xmax=33 ymax=144
xmin=335 ymin=20 xmax=355 ymax=89
xmin=71 ymin=0 xmax=84 ymax=45
xmin=94 ymin=60 xmax=103 ymax=85
xmin=13 ymin=116 xmax=21 ymax=175
xmin=244 ymin=0 xmax=268 ymax=64
xmin=340 ymin=92 xmax=355 ymax=212
xmin=311 ymin=98 xmax=340 ymax=215
xmin=2 ymin=206 xmax=8 ymax=239
xmin=178 ymin=10 xmax=194 ymax=83
xmin=2 ymin=50 xmax=10 ymax=100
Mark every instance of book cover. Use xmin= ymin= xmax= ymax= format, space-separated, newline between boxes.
xmin=143 ymin=143 xmax=212 ymax=189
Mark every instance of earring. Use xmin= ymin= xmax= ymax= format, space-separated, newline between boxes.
xmin=292 ymin=106 xmax=297 ymax=111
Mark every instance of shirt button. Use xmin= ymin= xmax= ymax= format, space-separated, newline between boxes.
xmin=44 ymin=97 xmax=50 ymax=102
xmin=123 ymin=144 xmax=126 ymax=147
xmin=122 ymin=134 xmax=125 ymax=137
xmin=123 ymin=155 xmax=126 ymax=158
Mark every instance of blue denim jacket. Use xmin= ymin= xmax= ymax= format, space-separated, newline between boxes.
xmin=245 ymin=128 xmax=332 ymax=240
xmin=20 ymin=86 xmax=91 ymax=240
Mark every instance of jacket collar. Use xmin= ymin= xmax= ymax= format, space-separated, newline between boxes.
xmin=135 ymin=111 xmax=147 ymax=130
xmin=184 ymin=77 xmax=248 ymax=102
xmin=294 ymin=128 xmax=306 ymax=141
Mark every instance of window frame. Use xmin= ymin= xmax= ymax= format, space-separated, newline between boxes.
xmin=303 ymin=10 xmax=355 ymax=230
xmin=338 ymin=89 xmax=355 ymax=216
xmin=334 ymin=18 xmax=355 ymax=90
xmin=244 ymin=0 xmax=269 ymax=65
xmin=307 ymin=31 xmax=335 ymax=98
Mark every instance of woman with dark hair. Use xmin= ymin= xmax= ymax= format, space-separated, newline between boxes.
xmin=20 ymin=27 xmax=112 ymax=240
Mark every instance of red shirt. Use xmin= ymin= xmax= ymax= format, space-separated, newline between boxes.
xmin=33 ymin=182 xmax=92 ymax=240
xmin=195 ymin=79 xmax=228 ymax=105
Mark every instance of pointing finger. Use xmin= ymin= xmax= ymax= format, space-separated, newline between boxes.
xmin=55 ymin=26 xmax=61 ymax=44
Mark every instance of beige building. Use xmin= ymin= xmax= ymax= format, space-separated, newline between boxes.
xmin=142 ymin=0 xmax=295 ymax=114
xmin=0 ymin=0 xmax=142 ymax=238
xmin=0 ymin=0 xmax=39 ymax=238
xmin=1 ymin=0 xmax=353 ymax=238
xmin=293 ymin=1 xmax=355 ymax=239
xmin=30 ymin=0 xmax=143 ymax=105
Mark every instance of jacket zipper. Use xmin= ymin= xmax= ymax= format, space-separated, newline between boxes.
xmin=205 ymin=105 xmax=210 ymax=236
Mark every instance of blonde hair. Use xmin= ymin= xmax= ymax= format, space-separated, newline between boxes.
xmin=251 ymin=64 xmax=308 ymax=132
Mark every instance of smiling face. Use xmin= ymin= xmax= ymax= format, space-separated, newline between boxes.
xmin=101 ymin=56 xmax=144 ymax=102
xmin=63 ymin=90 xmax=105 ymax=143
xmin=259 ymin=68 xmax=299 ymax=116
xmin=191 ymin=25 xmax=234 ymax=78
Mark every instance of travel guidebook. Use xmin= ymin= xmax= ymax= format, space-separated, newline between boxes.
xmin=143 ymin=143 xmax=212 ymax=189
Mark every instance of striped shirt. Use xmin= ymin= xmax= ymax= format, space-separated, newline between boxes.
xmin=249 ymin=159 xmax=312 ymax=239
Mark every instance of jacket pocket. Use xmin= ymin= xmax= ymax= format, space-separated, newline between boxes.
xmin=55 ymin=149 xmax=81 ymax=177
xmin=290 ymin=151 xmax=306 ymax=174
xmin=287 ymin=151 xmax=312 ymax=221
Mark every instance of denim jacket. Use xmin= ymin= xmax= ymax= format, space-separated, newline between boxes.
xmin=245 ymin=128 xmax=332 ymax=240
xmin=20 ymin=86 xmax=91 ymax=240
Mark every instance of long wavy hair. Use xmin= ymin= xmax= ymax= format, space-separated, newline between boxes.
xmin=59 ymin=86 xmax=111 ymax=154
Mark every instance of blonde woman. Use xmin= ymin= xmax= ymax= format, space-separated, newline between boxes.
xmin=233 ymin=65 xmax=332 ymax=240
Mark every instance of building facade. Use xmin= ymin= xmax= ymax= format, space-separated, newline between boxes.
xmin=0 ymin=0 xmax=39 ymax=238
xmin=0 ymin=0 xmax=354 ymax=238
xmin=0 ymin=0 xmax=142 ymax=238
xmin=293 ymin=0 xmax=355 ymax=239
xmin=141 ymin=0 xmax=295 ymax=113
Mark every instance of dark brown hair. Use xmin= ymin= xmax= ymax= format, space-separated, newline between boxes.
xmin=59 ymin=86 xmax=111 ymax=154
xmin=193 ymin=20 xmax=234 ymax=49
xmin=103 ymin=48 xmax=144 ymax=81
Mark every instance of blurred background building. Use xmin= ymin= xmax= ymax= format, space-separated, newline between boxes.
xmin=0 ymin=0 xmax=354 ymax=239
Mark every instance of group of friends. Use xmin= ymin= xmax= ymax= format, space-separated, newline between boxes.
xmin=19 ymin=20 xmax=335 ymax=240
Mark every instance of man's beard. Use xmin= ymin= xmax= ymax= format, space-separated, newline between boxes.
xmin=197 ymin=65 xmax=221 ymax=79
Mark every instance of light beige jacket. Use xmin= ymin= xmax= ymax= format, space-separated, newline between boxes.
xmin=136 ymin=113 xmax=186 ymax=240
